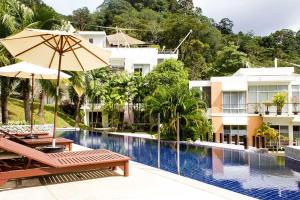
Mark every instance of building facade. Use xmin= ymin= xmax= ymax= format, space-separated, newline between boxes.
xmin=190 ymin=67 xmax=300 ymax=147
xmin=78 ymin=31 xmax=178 ymax=127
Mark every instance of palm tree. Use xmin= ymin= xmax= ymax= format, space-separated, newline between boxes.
xmin=145 ymin=83 xmax=211 ymax=141
xmin=85 ymin=67 xmax=110 ymax=129
xmin=0 ymin=0 xmax=62 ymax=123
xmin=37 ymin=79 xmax=61 ymax=117
xmin=66 ymin=72 xmax=86 ymax=128
xmin=0 ymin=0 xmax=37 ymax=123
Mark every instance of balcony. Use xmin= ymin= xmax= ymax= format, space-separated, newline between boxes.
xmin=222 ymin=103 xmax=300 ymax=116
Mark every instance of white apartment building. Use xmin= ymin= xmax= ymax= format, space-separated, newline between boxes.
xmin=78 ymin=31 xmax=178 ymax=127
xmin=189 ymin=67 xmax=300 ymax=147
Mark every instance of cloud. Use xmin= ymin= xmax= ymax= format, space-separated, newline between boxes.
xmin=194 ymin=0 xmax=300 ymax=35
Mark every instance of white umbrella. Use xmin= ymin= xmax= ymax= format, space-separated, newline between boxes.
xmin=1 ymin=29 xmax=110 ymax=146
xmin=0 ymin=62 xmax=71 ymax=134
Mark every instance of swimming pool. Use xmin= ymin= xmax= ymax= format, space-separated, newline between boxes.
xmin=60 ymin=131 xmax=300 ymax=200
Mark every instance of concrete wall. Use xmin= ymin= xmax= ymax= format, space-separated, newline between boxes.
xmin=247 ymin=116 xmax=263 ymax=146
xmin=212 ymin=117 xmax=223 ymax=142
xmin=211 ymin=82 xmax=222 ymax=113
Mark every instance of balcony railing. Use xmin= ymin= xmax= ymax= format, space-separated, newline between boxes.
xmin=222 ymin=103 xmax=300 ymax=115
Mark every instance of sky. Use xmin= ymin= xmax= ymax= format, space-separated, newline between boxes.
xmin=42 ymin=0 xmax=300 ymax=36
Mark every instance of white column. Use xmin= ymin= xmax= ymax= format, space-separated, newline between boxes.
xmin=288 ymin=84 xmax=293 ymax=115
xmin=289 ymin=121 xmax=293 ymax=146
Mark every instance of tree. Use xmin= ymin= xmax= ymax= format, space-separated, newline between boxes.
xmin=180 ymin=39 xmax=212 ymax=80
xmin=145 ymin=83 xmax=210 ymax=141
xmin=71 ymin=7 xmax=91 ymax=31
xmin=66 ymin=72 xmax=86 ymax=127
xmin=0 ymin=0 xmax=37 ymax=123
xmin=37 ymin=79 xmax=62 ymax=117
xmin=103 ymin=72 xmax=128 ymax=129
xmin=86 ymin=67 xmax=111 ymax=128
xmin=216 ymin=18 xmax=234 ymax=35
xmin=178 ymin=0 xmax=194 ymax=12
xmin=145 ymin=59 xmax=189 ymax=94
xmin=213 ymin=43 xmax=248 ymax=76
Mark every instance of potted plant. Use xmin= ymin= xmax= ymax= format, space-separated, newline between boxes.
xmin=263 ymin=101 xmax=272 ymax=115
xmin=272 ymin=92 xmax=287 ymax=115
xmin=292 ymin=96 xmax=299 ymax=115
xmin=254 ymin=104 xmax=260 ymax=114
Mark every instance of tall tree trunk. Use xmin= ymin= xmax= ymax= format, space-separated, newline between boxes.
xmin=23 ymin=79 xmax=31 ymax=123
xmin=75 ymin=96 xmax=81 ymax=127
xmin=38 ymin=90 xmax=45 ymax=116
xmin=1 ymin=77 xmax=9 ymax=124
xmin=1 ymin=95 xmax=8 ymax=124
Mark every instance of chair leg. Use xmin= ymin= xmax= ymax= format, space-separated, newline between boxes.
xmin=124 ymin=161 xmax=129 ymax=177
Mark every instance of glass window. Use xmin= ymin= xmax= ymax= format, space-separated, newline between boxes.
xmin=223 ymin=125 xmax=247 ymax=136
xmin=248 ymin=92 xmax=257 ymax=103
xmin=293 ymin=126 xmax=300 ymax=142
xmin=248 ymin=86 xmax=257 ymax=92
xmin=249 ymin=84 xmax=289 ymax=104
xmin=223 ymin=92 xmax=246 ymax=113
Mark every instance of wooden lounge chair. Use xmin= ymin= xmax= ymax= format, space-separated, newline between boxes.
xmin=0 ymin=137 xmax=130 ymax=186
xmin=0 ymin=130 xmax=72 ymax=151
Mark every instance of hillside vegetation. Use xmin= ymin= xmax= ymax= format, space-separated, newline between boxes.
xmin=7 ymin=98 xmax=79 ymax=128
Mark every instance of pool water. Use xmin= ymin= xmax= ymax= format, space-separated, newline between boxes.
xmin=61 ymin=131 xmax=300 ymax=200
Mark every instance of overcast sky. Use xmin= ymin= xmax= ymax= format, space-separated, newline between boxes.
xmin=42 ymin=0 xmax=300 ymax=36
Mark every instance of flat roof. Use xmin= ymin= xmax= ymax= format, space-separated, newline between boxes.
xmin=233 ymin=67 xmax=294 ymax=76
xmin=78 ymin=31 xmax=106 ymax=36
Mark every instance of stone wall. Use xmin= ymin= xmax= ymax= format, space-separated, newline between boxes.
xmin=0 ymin=124 xmax=54 ymax=136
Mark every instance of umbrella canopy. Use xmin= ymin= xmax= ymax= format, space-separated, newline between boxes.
xmin=0 ymin=62 xmax=71 ymax=79
xmin=107 ymin=32 xmax=145 ymax=47
xmin=0 ymin=28 xmax=110 ymax=143
xmin=0 ymin=62 xmax=71 ymax=134
xmin=0 ymin=29 xmax=110 ymax=71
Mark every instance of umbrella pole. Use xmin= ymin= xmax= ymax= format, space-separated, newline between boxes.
xmin=30 ymin=73 xmax=34 ymax=134
xmin=53 ymin=53 xmax=62 ymax=147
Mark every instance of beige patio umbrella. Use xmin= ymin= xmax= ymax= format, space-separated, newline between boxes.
xmin=107 ymin=32 xmax=145 ymax=47
xmin=0 ymin=29 xmax=110 ymax=146
xmin=0 ymin=61 xmax=71 ymax=135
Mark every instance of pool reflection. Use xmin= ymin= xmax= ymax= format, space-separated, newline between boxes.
xmin=61 ymin=130 xmax=300 ymax=200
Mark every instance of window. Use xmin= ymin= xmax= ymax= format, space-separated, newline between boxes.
xmin=89 ymin=38 xmax=93 ymax=43
xmin=271 ymin=125 xmax=289 ymax=146
xmin=293 ymin=126 xmax=300 ymax=143
xmin=292 ymin=85 xmax=300 ymax=103
xmin=223 ymin=92 xmax=246 ymax=113
xmin=224 ymin=125 xmax=247 ymax=136
xmin=203 ymin=86 xmax=211 ymax=108
xmin=134 ymin=67 xmax=143 ymax=75
xmin=133 ymin=64 xmax=150 ymax=76
xmin=248 ymin=85 xmax=288 ymax=103
xmin=111 ymin=65 xmax=125 ymax=73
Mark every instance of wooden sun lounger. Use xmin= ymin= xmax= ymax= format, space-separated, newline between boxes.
xmin=0 ymin=137 xmax=130 ymax=186
xmin=20 ymin=138 xmax=73 ymax=151
xmin=0 ymin=130 xmax=72 ymax=150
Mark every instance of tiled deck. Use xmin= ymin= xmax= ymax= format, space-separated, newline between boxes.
xmin=0 ymin=144 xmax=256 ymax=200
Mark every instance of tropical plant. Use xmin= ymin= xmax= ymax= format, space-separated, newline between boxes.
xmin=145 ymin=83 xmax=210 ymax=141
xmin=38 ymin=79 xmax=63 ymax=117
xmin=145 ymin=59 xmax=188 ymax=94
xmin=65 ymin=71 xmax=86 ymax=127
xmin=272 ymin=92 xmax=287 ymax=115
xmin=85 ymin=67 xmax=111 ymax=128
xmin=255 ymin=123 xmax=278 ymax=142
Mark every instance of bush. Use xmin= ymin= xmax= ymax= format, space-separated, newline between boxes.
xmin=60 ymin=100 xmax=76 ymax=117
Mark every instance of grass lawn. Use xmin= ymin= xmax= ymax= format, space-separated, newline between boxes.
xmin=8 ymin=98 xmax=85 ymax=128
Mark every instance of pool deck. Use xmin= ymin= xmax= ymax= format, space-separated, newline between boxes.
xmin=0 ymin=144 xmax=256 ymax=200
